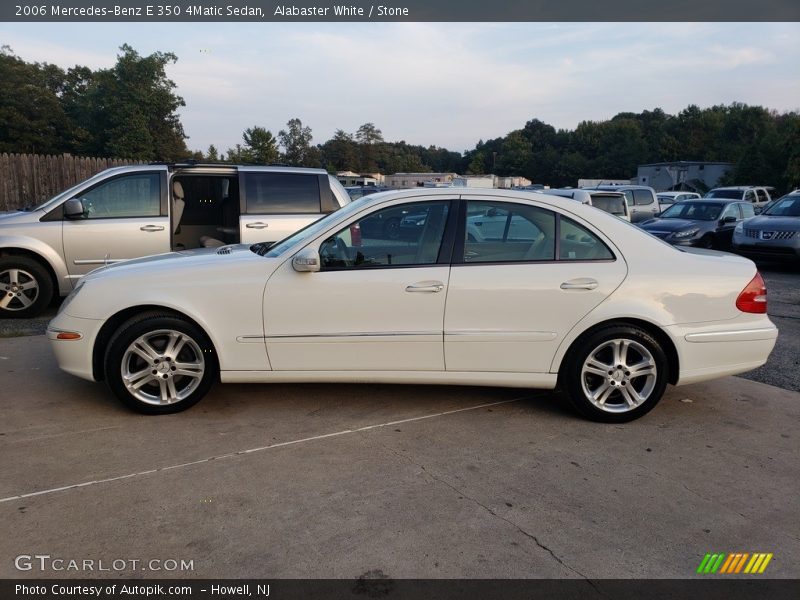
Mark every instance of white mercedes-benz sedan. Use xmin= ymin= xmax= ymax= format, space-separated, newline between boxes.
xmin=47 ymin=189 xmax=778 ymax=422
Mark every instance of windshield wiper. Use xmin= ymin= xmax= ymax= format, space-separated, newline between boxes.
xmin=250 ymin=242 xmax=273 ymax=256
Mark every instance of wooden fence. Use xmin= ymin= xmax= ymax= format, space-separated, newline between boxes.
xmin=0 ymin=153 xmax=144 ymax=211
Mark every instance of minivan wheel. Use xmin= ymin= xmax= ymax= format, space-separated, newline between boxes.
xmin=0 ymin=256 xmax=54 ymax=318
xmin=105 ymin=313 xmax=217 ymax=414
xmin=561 ymin=325 xmax=668 ymax=422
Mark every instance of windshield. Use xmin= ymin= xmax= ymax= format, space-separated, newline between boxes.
xmin=659 ymin=202 xmax=723 ymax=221
xmin=763 ymin=196 xmax=800 ymax=217
xmin=260 ymin=195 xmax=375 ymax=257
xmin=705 ymin=189 xmax=742 ymax=199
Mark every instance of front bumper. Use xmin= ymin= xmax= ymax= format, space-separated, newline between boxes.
xmin=47 ymin=312 xmax=104 ymax=381
xmin=732 ymin=239 xmax=800 ymax=262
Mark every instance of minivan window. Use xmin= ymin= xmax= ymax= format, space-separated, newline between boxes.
xmin=632 ymin=189 xmax=654 ymax=206
xmin=76 ymin=173 xmax=161 ymax=219
xmin=244 ymin=172 xmax=321 ymax=214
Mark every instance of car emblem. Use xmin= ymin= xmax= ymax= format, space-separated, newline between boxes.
xmin=760 ymin=231 xmax=775 ymax=240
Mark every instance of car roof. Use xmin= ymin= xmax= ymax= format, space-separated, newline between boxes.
xmin=96 ymin=164 xmax=329 ymax=176
xmin=710 ymin=186 xmax=763 ymax=191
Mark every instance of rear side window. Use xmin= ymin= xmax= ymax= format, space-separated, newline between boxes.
xmin=740 ymin=203 xmax=755 ymax=218
xmin=243 ymin=172 xmax=321 ymax=214
xmin=559 ymin=217 xmax=614 ymax=261
xmin=632 ymin=189 xmax=654 ymax=206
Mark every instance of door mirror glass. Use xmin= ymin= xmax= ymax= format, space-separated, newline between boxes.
xmin=63 ymin=198 xmax=85 ymax=219
xmin=292 ymin=247 xmax=320 ymax=272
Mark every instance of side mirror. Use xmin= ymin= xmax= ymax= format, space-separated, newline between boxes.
xmin=721 ymin=215 xmax=737 ymax=224
xmin=292 ymin=247 xmax=320 ymax=272
xmin=63 ymin=198 xmax=85 ymax=219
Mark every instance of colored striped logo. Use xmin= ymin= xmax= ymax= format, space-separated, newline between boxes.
xmin=697 ymin=552 xmax=773 ymax=574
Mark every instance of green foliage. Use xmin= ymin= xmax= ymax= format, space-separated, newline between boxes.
xmin=278 ymin=118 xmax=313 ymax=166
xmin=0 ymin=44 xmax=187 ymax=160
xmin=240 ymin=126 xmax=279 ymax=164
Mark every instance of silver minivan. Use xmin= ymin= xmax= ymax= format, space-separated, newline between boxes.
xmin=0 ymin=163 xmax=350 ymax=317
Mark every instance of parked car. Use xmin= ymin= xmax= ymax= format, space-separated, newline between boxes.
xmin=656 ymin=191 xmax=701 ymax=213
xmin=585 ymin=185 xmax=659 ymax=223
xmin=639 ymin=199 xmax=754 ymax=249
xmin=48 ymin=189 xmax=777 ymax=423
xmin=541 ymin=189 xmax=631 ymax=221
xmin=705 ymin=186 xmax=772 ymax=213
xmin=732 ymin=192 xmax=800 ymax=262
xmin=0 ymin=163 xmax=350 ymax=317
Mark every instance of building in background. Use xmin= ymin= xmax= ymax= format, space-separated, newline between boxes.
xmin=578 ymin=178 xmax=636 ymax=188
xmin=385 ymin=172 xmax=457 ymax=188
xmin=453 ymin=175 xmax=495 ymax=188
xmin=495 ymin=176 xmax=532 ymax=189
xmin=336 ymin=171 xmax=382 ymax=187
xmin=636 ymin=161 xmax=733 ymax=193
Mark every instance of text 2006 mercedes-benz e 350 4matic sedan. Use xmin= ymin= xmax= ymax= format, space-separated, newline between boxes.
xmin=48 ymin=188 xmax=778 ymax=422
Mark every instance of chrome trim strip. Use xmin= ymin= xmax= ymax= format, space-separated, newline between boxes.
xmin=265 ymin=331 xmax=439 ymax=339
xmin=684 ymin=328 xmax=778 ymax=343
xmin=73 ymin=259 xmax=126 ymax=265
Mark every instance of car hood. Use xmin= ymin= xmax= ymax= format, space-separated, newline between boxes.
xmin=83 ymin=244 xmax=265 ymax=282
xmin=743 ymin=215 xmax=800 ymax=231
xmin=640 ymin=218 xmax=710 ymax=232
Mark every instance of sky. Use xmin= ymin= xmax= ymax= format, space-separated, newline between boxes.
xmin=1 ymin=22 xmax=799 ymax=154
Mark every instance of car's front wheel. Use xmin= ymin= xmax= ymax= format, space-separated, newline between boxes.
xmin=0 ymin=256 xmax=54 ymax=318
xmin=105 ymin=313 xmax=217 ymax=414
xmin=560 ymin=325 xmax=669 ymax=422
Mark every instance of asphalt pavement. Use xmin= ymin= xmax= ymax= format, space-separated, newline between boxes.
xmin=1 ymin=334 xmax=798 ymax=579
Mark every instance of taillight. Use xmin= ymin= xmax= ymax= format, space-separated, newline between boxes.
xmin=736 ymin=272 xmax=767 ymax=313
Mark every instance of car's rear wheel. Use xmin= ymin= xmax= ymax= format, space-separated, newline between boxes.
xmin=105 ymin=313 xmax=217 ymax=414
xmin=560 ymin=325 xmax=668 ymax=422
xmin=0 ymin=256 xmax=54 ymax=318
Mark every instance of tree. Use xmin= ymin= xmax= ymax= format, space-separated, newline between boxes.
xmin=356 ymin=122 xmax=384 ymax=171
xmin=242 ymin=126 xmax=279 ymax=164
xmin=321 ymin=129 xmax=359 ymax=171
xmin=73 ymin=44 xmax=187 ymax=160
xmin=0 ymin=47 xmax=70 ymax=154
xmin=278 ymin=118 xmax=313 ymax=166
xmin=206 ymin=144 xmax=219 ymax=161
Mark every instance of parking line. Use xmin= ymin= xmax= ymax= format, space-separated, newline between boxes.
xmin=0 ymin=396 xmax=528 ymax=504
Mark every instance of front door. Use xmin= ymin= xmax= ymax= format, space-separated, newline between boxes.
xmin=263 ymin=199 xmax=455 ymax=372
xmin=445 ymin=198 xmax=628 ymax=373
xmin=63 ymin=172 xmax=169 ymax=280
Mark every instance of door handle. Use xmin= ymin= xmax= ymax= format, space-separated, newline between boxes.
xmin=560 ymin=278 xmax=598 ymax=290
xmin=405 ymin=281 xmax=444 ymax=293
xmin=140 ymin=225 xmax=165 ymax=232
xmin=246 ymin=222 xmax=269 ymax=229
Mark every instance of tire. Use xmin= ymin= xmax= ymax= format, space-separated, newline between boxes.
xmin=104 ymin=312 xmax=217 ymax=415
xmin=560 ymin=325 xmax=669 ymax=423
xmin=0 ymin=255 xmax=54 ymax=318
xmin=697 ymin=235 xmax=714 ymax=249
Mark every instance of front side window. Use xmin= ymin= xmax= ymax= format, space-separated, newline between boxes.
xmin=719 ymin=203 xmax=740 ymax=221
xmin=244 ymin=172 xmax=320 ymax=214
xmin=756 ymin=189 xmax=768 ymax=203
xmin=319 ymin=201 xmax=450 ymax=270
xmin=740 ymin=203 xmax=755 ymax=218
xmin=633 ymin=189 xmax=654 ymax=206
xmin=463 ymin=201 xmax=555 ymax=263
xmin=744 ymin=190 xmax=756 ymax=203
xmin=74 ymin=173 xmax=160 ymax=219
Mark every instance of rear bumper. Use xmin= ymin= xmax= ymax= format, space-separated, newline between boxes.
xmin=668 ymin=320 xmax=778 ymax=386
xmin=47 ymin=312 xmax=103 ymax=381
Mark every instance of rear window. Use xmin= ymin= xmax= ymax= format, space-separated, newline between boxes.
xmin=243 ymin=172 xmax=321 ymax=214
xmin=706 ymin=189 xmax=742 ymax=199
xmin=592 ymin=194 xmax=627 ymax=216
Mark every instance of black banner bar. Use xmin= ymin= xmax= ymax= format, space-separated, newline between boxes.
xmin=3 ymin=579 xmax=800 ymax=600
xmin=2 ymin=0 xmax=800 ymax=22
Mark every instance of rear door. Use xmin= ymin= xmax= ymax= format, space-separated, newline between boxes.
xmin=239 ymin=170 xmax=337 ymax=245
xmin=62 ymin=170 xmax=169 ymax=280
xmin=629 ymin=188 xmax=658 ymax=222
xmin=445 ymin=198 xmax=627 ymax=373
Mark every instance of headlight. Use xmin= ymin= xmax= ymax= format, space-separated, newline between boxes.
xmin=734 ymin=222 xmax=744 ymax=233
xmin=672 ymin=228 xmax=699 ymax=239
xmin=58 ymin=280 xmax=85 ymax=314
